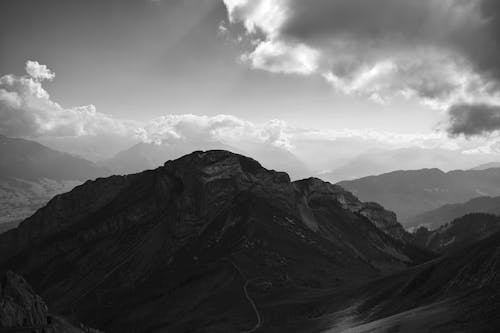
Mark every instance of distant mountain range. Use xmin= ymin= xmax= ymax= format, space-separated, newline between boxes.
xmin=469 ymin=161 xmax=500 ymax=170
xmin=102 ymin=140 xmax=311 ymax=179
xmin=1 ymin=150 xmax=499 ymax=332
xmin=323 ymin=147 xmax=497 ymax=182
xmin=338 ymin=167 xmax=500 ymax=225
xmin=413 ymin=213 xmax=500 ymax=253
xmin=408 ymin=195 xmax=500 ymax=230
xmin=0 ymin=134 xmax=108 ymax=181
xmin=0 ymin=135 xmax=110 ymax=230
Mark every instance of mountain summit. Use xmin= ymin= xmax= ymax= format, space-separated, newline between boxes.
xmin=0 ymin=150 xmax=429 ymax=332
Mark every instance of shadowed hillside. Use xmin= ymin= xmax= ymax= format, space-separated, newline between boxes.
xmin=0 ymin=150 xmax=431 ymax=332
xmin=408 ymin=195 xmax=500 ymax=230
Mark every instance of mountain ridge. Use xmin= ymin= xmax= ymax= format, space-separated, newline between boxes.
xmin=408 ymin=195 xmax=500 ymax=230
xmin=0 ymin=150 xmax=432 ymax=332
xmin=338 ymin=167 xmax=500 ymax=224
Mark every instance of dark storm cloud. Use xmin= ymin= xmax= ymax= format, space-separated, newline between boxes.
xmin=281 ymin=0 xmax=434 ymax=42
xmin=448 ymin=103 xmax=500 ymax=136
xmin=281 ymin=0 xmax=500 ymax=80
xmin=223 ymin=0 xmax=500 ymax=135
xmin=475 ymin=0 xmax=500 ymax=77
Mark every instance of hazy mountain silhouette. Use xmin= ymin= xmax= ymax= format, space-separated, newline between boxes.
xmin=0 ymin=134 xmax=109 ymax=181
xmin=469 ymin=161 xmax=500 ymax=170
xmin=0 ymin=134 xmax=110 ymax=231
xmin=323 ymin=147 xmax=495 ymax=182
xmin=103 ymin=140 xmax=311 ymax=179
xmin=408 ymin=195 xmax=500 ymax=230
xmin=338 ymin=167 xmax=500 ymax=224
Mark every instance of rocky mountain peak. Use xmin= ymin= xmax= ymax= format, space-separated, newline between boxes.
xmin=0 ymin=150 xmax=435 ymax=331
xmin=162 ymin=150 xmax=291 ymax=190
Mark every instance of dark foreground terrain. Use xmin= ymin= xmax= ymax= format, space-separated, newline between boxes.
xmin=1 ymin=151 xmax=499 ymax=332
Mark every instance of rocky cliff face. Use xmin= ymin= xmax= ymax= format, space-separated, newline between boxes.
xmin=0 ymin=270 xmax=48 ymax=328
xmin=0 ymin=150 xmax=431 ymax=332
xmin=295 ymin=178 xmax=412 ymax=242
xmin=0 ymin=271 xmax=101 ymax=332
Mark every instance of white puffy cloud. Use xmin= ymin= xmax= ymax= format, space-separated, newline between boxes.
xmin=222 ymin=0 xmax=500 ymax=135
xmin=25 ymin=60 xmax=56 ymax=81
xmin=139 ymin=114 xmax=292 ymax=149
xmin=0 ymin=62 xmax=139 ymax=138
xmin=242 ymin=40 xmax=319 ymax=75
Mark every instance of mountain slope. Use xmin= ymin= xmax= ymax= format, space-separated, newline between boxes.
xmin=0 ymin=135 xmax=110 ymax=230
xmin=0 ymin=134 xmax=108 ymax=181
xmin=0 ymin=270 xmax=99 ymax=332
xmin=408 ymin=195 xmax=500 ymax=230
xmin=338 ymin=167 xmax=500 ymax=224
xmin=413 ymin=213 xmax=500 ymax=253
xmin=0 ymin=177 xmax=81 ymax=226
xmin=0 ymin=150 xmax=429 ymax=332
xmin=258 ymin=230 xmax=500 ymax=332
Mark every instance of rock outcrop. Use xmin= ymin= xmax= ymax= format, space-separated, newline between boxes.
xmin=295 ymin=177 xmax=412 ymax=242
xmin=0 ymin=270 xmax=48 ymax=328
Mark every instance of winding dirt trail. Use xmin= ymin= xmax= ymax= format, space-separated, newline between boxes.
xmin=225 ymin=258 xmax=263 ymax=333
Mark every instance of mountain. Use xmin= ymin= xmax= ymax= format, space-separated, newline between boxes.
xmin=103 ymin=140 xmax=311 ymax=179
xmin=338 ymin=167 xmax=500 ymax=224
xmin=413 ymin=213 xmax=500 ymax=253
xmin=469 ymin=162 xmax=500 ymax=170
xmin=0 ymin=177 xmax=81 ymax=227
xmin=0 ymin=134 xmax=108 ymax=181
xmin=0 ymin=270 xmax=99 ymax=332
xmin=0 ymin=150 xmax=431 ymax=332
xmin=323 ymin=147 xmax=495 ymax=182
xmin=280 ymin=230 xmax=500 ymax=332
xmin=101 ymin=140 xmax=236 ymax=175
xmin=0 ymin=270 xmax=48 ymax=328
xmin=249 ymin=144 xmax=311 ymax=180
xmin=0 ymin=135 xmax=110 ymax=231
xmin=408 ymin=195 xmax=500 ymax=230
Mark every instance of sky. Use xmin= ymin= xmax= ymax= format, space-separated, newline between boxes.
xmin=1 ymin=0 xmax=500 ymax=176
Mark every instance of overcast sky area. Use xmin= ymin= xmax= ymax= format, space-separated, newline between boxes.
xmin=1 ymin=0 xmax=500 ymax=178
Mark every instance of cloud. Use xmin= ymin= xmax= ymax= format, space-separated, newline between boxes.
xmin=0 ymin=61 xmax=295 ymax=150
xmin=0 ymin=61 xmax=139 ymax=138
xmin=243 ymin=40 xmax=319 ymax=75
xmin=447 ymin=103 xmax=500 ymax=136
xmin=25 ymin=60 xmax=55 ymax=81
xmin=223 ymin=0 xmax=500 ymax=134
xmin=140 ymin=114 xmax=292 ymax=149
xmin=3 ymin=60 xmax=500 ymax=172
